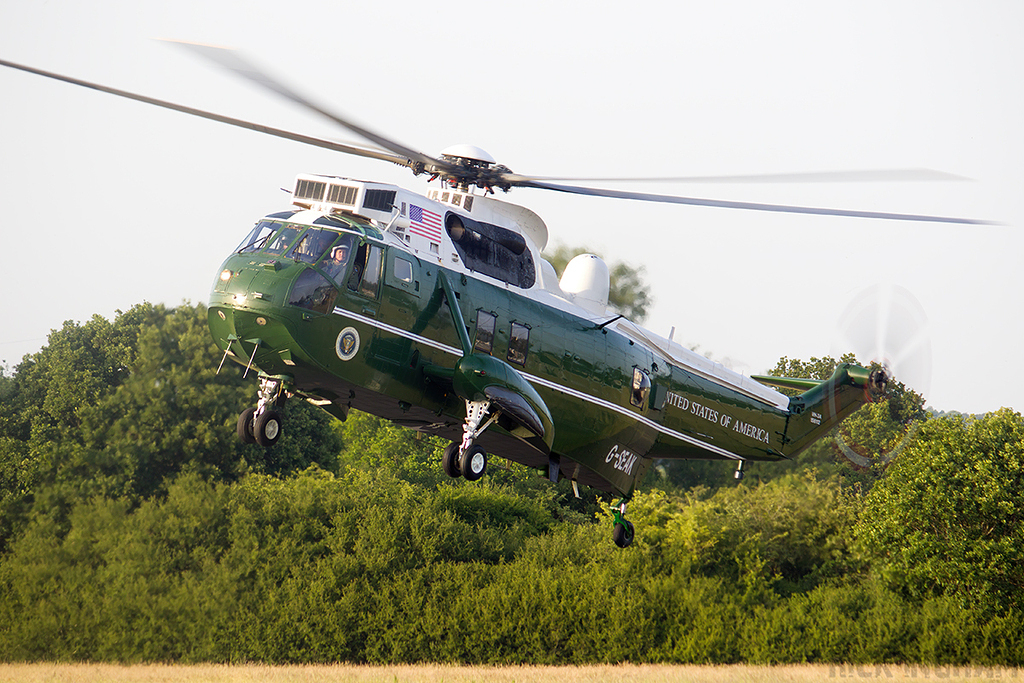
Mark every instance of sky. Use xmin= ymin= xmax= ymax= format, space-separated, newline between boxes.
xmin=1 ymin=1 xmax=1021 ymax=414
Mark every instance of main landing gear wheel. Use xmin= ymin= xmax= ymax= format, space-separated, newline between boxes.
xmin=441 ymin=399 xmax=495 ymax=481
xmin=460 ymin=445 xmax=488 ymax=481
xmin=254 ymin=409 xmax=283 ymax=448
xmin=237 ymin=407 xmax=257 ymax=445
xmin=442 ymin=442 xmax=462 ymax=478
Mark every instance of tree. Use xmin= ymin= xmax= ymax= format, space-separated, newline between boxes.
xmin=543 ymin=244 xmax=652 ymax=323
xmin=855 ymin=409 xmax=1024 ymax=613
xmin=0 ymin=302 xmax=342 ymax=550
xmin=0 ymin=305 xmax=160 ymax=549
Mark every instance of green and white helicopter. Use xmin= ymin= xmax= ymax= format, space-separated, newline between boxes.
xmin=0 ymin=45 xmax=982 ymax=547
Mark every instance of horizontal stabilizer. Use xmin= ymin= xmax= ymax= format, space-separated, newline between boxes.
xmin=751 ymin=375 xmax=824 ymax=392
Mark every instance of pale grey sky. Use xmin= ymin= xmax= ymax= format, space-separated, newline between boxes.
xmin=1 ymin=1 xmax=1020 ymax=413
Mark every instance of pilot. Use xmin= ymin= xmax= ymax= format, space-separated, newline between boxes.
xmin=329 ymin=244 xmax=349 ymax=264
xmin=320 ymin=243 xmax=351 ymax=281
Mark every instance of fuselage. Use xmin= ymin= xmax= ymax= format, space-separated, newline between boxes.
xmin=208 ymin=177 xmax=853 ymax=498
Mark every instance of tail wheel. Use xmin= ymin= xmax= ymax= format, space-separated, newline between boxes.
xmin=237 ymin=407 xmax=257 ymax=445
xmin=612 ymin=520 xmax=635 ymax=548
xmin=442 ymin=442 xmax=462 ymax=478
xmin=254 ymin=409 xmax=283 ymax=448
xmin=459 ymin=445 xmax=488 ymax=481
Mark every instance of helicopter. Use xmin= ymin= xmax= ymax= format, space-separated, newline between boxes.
xmin=0 ymin=45 xmax=984 ymax=547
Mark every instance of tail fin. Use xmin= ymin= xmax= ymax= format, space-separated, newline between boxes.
xmin=754 ymin=363 xmax=887 ymax=457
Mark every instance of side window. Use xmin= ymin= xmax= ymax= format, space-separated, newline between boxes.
xmin=393 ymin=257 xmax=413 ymax=283
xmin=631 ymin=367 xmax=651 ymax=408
xmin=507 ymin=322 xmax=530 ymax=366
xmin=474 ymin=311 xmax=497 ymax=354
xmin=347 ymin=243 xmax=383 ymax=298
xmin=384 ymin=254 xmax=420 ymax=296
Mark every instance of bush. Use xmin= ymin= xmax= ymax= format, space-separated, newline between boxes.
xmin=855 ymin=409 xmax=1024 ymax=613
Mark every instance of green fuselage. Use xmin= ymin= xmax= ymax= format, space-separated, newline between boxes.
xmin=209 ymin=210 xmax=871 ymax=498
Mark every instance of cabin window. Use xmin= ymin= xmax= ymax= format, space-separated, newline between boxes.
xmin=286 ymin=228 xmax=340 ymax=264
xmin=236 ymin=220 xmax=281 ymax=253
xmin=315 ymin=234 xmax=357 ymax=285
xmin=264 ymin=225 xmax=303 ymax=256
xmin=347 ymin=243 xmax=383 ymax=298
xmin=631 ymin=368 xmax=651 ymax=408
xmin=474 ymin=311 xmax=497 ymax=354
xmin=507 ymin=322 xmax=530 ymax=366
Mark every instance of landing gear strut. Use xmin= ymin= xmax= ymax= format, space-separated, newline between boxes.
xmin=443 ymin=399 xmax=496 ymax=480
xmin=237 ymin=376 xmax=289 ymax=448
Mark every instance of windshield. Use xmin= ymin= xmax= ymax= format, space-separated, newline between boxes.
xmin=264 ymin=225 xmax=303 ymax=256
xmin=236 ymin=220 xmax=281 ymax=253
xmin=286 ymin=228 xmax=339 ymax=264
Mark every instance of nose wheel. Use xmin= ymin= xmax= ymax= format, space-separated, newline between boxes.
xmin=237 ymin=376 xmax=289 ymax=448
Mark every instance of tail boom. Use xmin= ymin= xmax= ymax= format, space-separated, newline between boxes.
xmin=775 ymin=363 xmax=887 ymax=457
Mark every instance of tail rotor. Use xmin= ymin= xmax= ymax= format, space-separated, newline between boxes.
xmin=831 ymin=284 xmax=931 ymax=468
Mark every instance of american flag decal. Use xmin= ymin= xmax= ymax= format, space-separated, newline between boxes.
xmin=409 ymin=204 xmax=443 ymax=242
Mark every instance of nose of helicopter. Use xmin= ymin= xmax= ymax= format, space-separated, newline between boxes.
xmin=208 ymin=254 xmax=307 ymax=376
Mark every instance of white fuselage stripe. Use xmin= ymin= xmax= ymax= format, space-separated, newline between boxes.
xmin=332 ymin=307 xmax=743 ymax=461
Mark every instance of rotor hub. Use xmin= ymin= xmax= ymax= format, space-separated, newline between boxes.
xmin=868 ymin=366 xmax=890 ymax=399
xmin=437 ymin=144 xmax=512 ymax=193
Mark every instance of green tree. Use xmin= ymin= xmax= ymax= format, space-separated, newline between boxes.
xmin=0 ymin=302 xmax=342 ymax=550
xmin=544 ymin=244 xmax=652 ymax=323
xmin=63 ymin=303 xmax=341 ymax=498
xmin=0 ymin=305 xmax=159 ymax=549
xmin=855 ymin=409 xmax=1024 ymax=613
xmin=632 ymin=471 xmax=860 ymax=592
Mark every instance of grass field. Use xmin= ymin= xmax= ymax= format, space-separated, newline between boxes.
xmin=0 ymin=664 xmax=1019 ymax=683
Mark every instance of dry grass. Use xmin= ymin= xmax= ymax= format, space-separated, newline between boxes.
xmin=0 ymin=664 xmax=1019 ymax=683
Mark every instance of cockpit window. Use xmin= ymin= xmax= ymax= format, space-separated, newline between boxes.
xmin=286 ymin=228 xmax=339 ymax=264
xmin=315 ymin=234 xmax=357 ymax=285
xmin=264 ymin=225 xmax=303 ymax=256
xmin=236 ymin=220 xmax=282 ymax=253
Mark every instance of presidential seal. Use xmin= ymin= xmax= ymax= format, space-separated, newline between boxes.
xmin=336 ymin=327 xmax=360 ymax=361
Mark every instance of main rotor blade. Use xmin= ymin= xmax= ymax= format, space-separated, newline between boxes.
xmin=517 ymin=179 xmax=992 ymax=225
xmin=0 ymin=57 xmax=412 ymax=168
xmin=505 ymin=168 xmax=970 ymax=184
xmin=165 ymin=40 xmax=458 ymax=176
